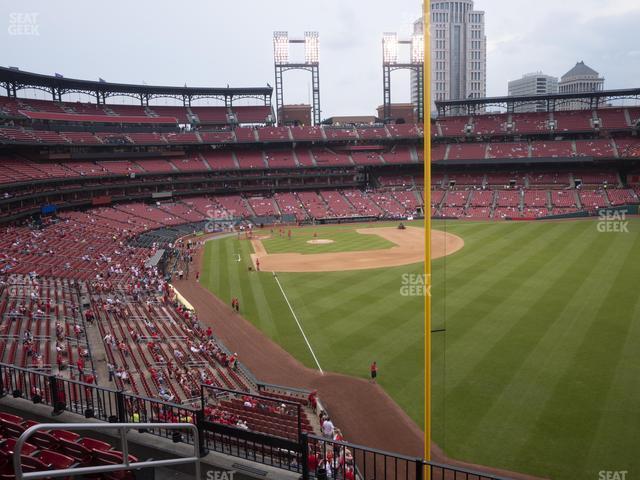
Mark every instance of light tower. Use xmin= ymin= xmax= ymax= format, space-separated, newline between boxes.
xmin=273 ymin=31 xmax=321 ymax=126
xmin=382 ymin=32 xmax=424 ymax=123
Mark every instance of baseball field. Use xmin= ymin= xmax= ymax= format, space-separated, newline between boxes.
xmin=199 ymin=218 xmax=640 ymax=480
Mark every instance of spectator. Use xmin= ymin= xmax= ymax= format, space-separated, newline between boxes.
xmin=308 ymin=390 xmax=318 ymax=411
xmin=322 ymin=417 xmax=334 ymax=439
xmin=370 ymin=361 xmax=377 ymax=383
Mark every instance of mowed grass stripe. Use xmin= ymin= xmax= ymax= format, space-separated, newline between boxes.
xmin=584 ymin=276 xmax=640 ymax=477
xmin=433 ymin=220 xmax=504 ymax=240
xmin=437 ymin=222 xmax=590 ymax=354
xmin=291 ymin=267 xmax=416 ymax=328
xmin=432 ymin=220 xmax=640 ymax=478
xmin=277 ymin=266 xmax=421 ymax=368
xmin=433 ymin=222 xmax=597 ymax=450
xmin=431 ymin=222 xmax=553 ymax=309
xmin=445 ymin=227 xmax=626 ymax=476
xmin=434 ymin=221 xmax=566 ymax=294
xmin=515 ymin=229 xmax=640 ymax=479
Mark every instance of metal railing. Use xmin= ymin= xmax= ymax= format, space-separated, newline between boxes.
xmin=302 ymin=434 xmax=512 ymax=480
xmin=0 ymin=362 xmax=514 ymax=480
xmin=0 ymin=362 xmax=203 ymax=451
xmin=13 ymin=422 xmax=200 ymax=480
xmin=204 ymin=420 xmax=302 ymax=473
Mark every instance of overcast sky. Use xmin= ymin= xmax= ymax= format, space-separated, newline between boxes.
xmin=3 ymin=0 xmax=640 ymax=117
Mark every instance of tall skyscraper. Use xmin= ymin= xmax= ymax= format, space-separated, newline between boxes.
xmin=508 ymin=72 xmax=559 ymax=112
xmin=413 ymin=1 xmax=486 ymax=112
xmin=410 ymin=16 xmax=424 ymax=111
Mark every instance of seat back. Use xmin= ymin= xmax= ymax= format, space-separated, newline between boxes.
xmin=0 ymin=412 xmax=23 ymax=424
xmin=59 ymin=438 xmax=92 ymax=464
xmin=51 ymin=429 xmax=81 ymax=442
xmin=31 ymin=431 xmax=60 ymax=451
xmin=4 ymin=437 xmax=38 ymax=455
xmin=37 ymin=449 xmax=75 ymax=469
xmin=79 ymin=437 xmax=112 ymax=452
xmin=20 ymin=454 xmax=51 ymax=472
xmin=0 ymin=419 xmax=25 ymax=438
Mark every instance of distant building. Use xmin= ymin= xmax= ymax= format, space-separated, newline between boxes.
xmin=558 ymin=61 xmax=605 ymax=110
xmin=278 ymin=104 xmax=312 ymax=126
xmin=325 ymin=115 xmax=378 ymax=126
xmin=411 ymin=0 xmax=487 ymax=113
xmin=376 ymin=103 xmax=417 ymax=124
xmin=416 ymin=0 xmax=486 ymax=113
xmin=410 ymin=15 xmax=424 ymax=112
xmin=508 ymin=73 xmax=558 ymax=112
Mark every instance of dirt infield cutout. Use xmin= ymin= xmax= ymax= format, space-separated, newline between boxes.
xmin=250 ymin=226 xmax=463 ymax=272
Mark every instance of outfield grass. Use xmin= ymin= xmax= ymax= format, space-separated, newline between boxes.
xmin=261 ymin=223 xmax=396 ymax=254
xmin=431 ymin=219 xmax=640 ymax=479
xmin=201 ymin=219 xmax=640 ymax=480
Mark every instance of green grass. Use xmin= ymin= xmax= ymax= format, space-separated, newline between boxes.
xmin=261 ymin=224 xmax=396 ymax=254
xmin=201 ymin=219 xmax=640 ymax=480
xmin=431 ymin=219 xmax=640 ymax=479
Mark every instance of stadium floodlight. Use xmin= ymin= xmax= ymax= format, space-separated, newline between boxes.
xmin=382 ymin=32 xmax=398 ymax=64
xmin=411 ymin=33 xmax=424 ymax=63
xmin=304 ymin=31 xmax=319 ymax=64
xmin=273 ymin=31 xmax=289 ymax=64
xmin=273 ymin=30 xmax=321 ymax=125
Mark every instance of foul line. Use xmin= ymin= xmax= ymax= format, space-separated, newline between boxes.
xmin=272 ymin=273 xmax=324 ymax=375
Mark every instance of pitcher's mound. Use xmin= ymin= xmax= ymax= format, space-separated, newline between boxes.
xmin=307 ymin=239 xmax=334 ymax=245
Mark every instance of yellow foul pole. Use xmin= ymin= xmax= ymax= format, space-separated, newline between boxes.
xmin=423 ymin=0 xmax=432 ymax=465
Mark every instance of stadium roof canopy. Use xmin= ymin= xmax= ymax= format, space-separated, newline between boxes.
xmin=435 ymin=88 xmax=640 ymax=116
xmin=0 ymin=66 xmax=272 ymax=106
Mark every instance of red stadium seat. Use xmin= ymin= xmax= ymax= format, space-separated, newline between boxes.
xmin=30 ymin=431 xmax=60 ymax=451
xmin=34 ymin=449 xmax=76 ymax=469
xmin=0 ymin=413 xmax=23 ymax=424
xmin=0 ymin=419 xmax=25 ymax=438
xmin=78 ymin=437 xmax=113 ymax=452
xmin=50 ymin=430 xmax=81 ymax=443
xmin=0 ymin=437 xmax=38 ymax=456
xmin=58 ymin=438 xmax=92 ymax=466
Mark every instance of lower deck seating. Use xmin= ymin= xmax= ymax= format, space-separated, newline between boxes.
xmin=0 ymin=275 xmax=93 ymax=380
xmin=0 ymin=414 xmax=139 ymax=478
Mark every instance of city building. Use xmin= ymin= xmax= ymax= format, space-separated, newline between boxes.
xmin=410 ymin=16 xmax=425 ymax=110
xmin=415 ymin=0 xmax=486 ymax=112
xmin=558 ymin=61 xmax=605 ymax=109
xmin=278 ymin=104 xmax=312 ymax=126
xmin=376 ymin=103 xmax=417 ymax=124
xmin=508 ymin=72 xmax=559 ymax=112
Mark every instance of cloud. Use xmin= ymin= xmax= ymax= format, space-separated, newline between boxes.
xmin=483 ymin=0 xmax=640 ymax=95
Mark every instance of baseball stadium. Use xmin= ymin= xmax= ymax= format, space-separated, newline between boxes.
xmin=1 ymin=3 xmax=639 ymax=480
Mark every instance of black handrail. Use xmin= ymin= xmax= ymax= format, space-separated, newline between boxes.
xmin=0 ymin=362 xmax=515 ymax=480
